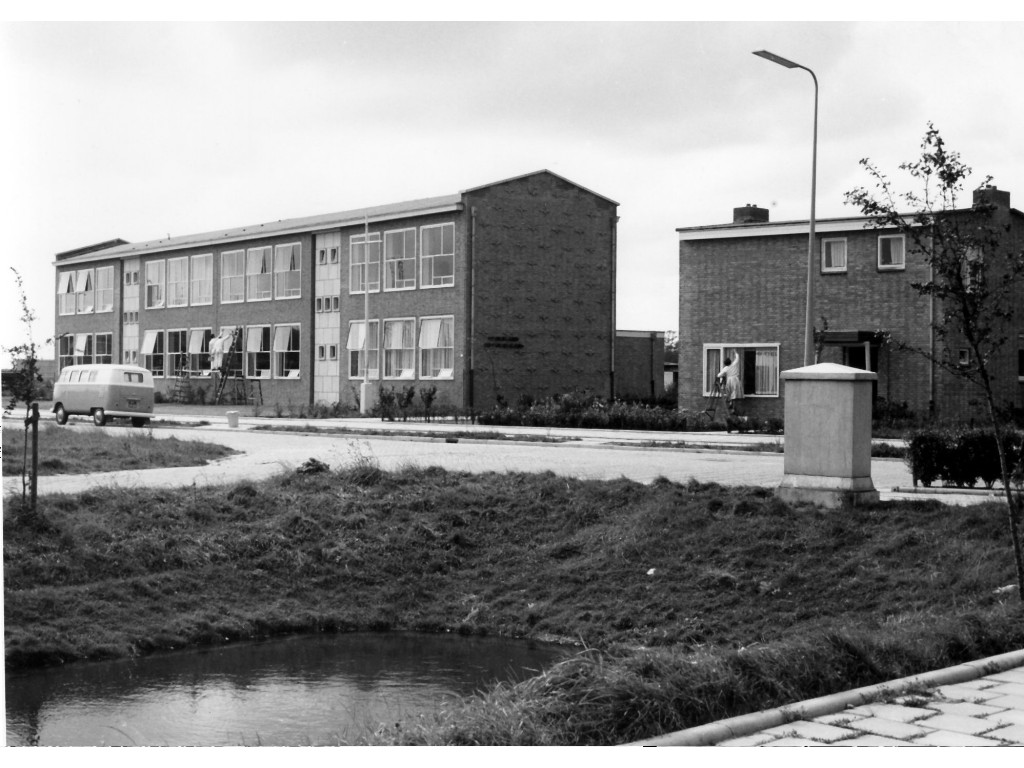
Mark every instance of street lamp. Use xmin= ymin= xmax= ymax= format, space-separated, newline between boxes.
xmin=753 ymin=50 xmax=818 ymax=367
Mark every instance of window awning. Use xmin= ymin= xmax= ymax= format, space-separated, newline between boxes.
xmin=347 ymin=322 xmax=366 ymax=351
xmin=140 ymin=330 xmax=158 ymax=355
xmin=58 ymin=271 xmax=75 ymax=294
xmin=188 ymin=329 xmax=205 ymax=354
xmin=419 ymin=318 xmax=442 ymax=349
xmin=819 ymin=330 xmax=886 ymax=346
xmin=246 ymin=327 xmax=265 ymax=352
xmin=273 ymin=325 xmax=293 ymax=352
xmin=74 ymin=333 xmax=89 ymax=356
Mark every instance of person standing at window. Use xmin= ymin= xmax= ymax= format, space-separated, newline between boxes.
xmin=717 ymin=356 xmax=743 ymax=414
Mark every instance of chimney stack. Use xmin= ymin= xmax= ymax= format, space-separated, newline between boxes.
xmin=733 ymin=204 xmax=769 ymax=224
xmin=973 ymin=185 xmax=1010 ymax=210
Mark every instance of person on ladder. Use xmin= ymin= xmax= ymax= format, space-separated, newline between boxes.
xmin=716 ymin=355 xmax=744 ymax=416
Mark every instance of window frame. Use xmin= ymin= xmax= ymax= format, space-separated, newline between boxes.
xmin=384 ymin=228 xmax=417 ymax=292
xmin=95 ymin=266 xmax=115 ymax=312
xmin=273 ymin=323 xmax=301 ymax=378
xmin=191 ymin=253 xmax=213 ymax=306
xmin=141 ymin=329 xmax=166 ymax=377
xmin=878 ymin=234 xmax=906 ymax=271
xmin=166 ymin=328 xmax=189 ymax=377
xmin=58 ymin=334 xmax=75 ymax=370
xmin=245 ymin=325 xmax=272 ymax=378
xmin=145 ymin=259 xmax=165 ymax=309
xmin=94 ymin=332 xmax=113 ymax=365
xmin=346 ymin=319 xmax=380 ymax=380
xmin=167 ymin=256 xmax=189 ymax=308
xmin=188 ymin=327 xmax=214 ymax=375
xmin=58 ymin=271 xmax=77 ymax=316
xmin=383 ymin=317 xmax=416 ymax=380
xmin=76 ymin=268 xmax=95 ymax=314
xmin=420 ymin=223 xmax=455 ymax=288
xmin=349 ymin=232 xmax=381 ymax=294
xmin=221 ymin=250 xmax=246 ymax=304
xmin=418 ymin=315 xmax=455 ymax=380
xmin=701 ymin=343 xmax=780 ymax=397
xmin=246 ymin=246 xmax=273 ymax=302
xmin=274 ymin=242 xmax=302 ymax=300
xmin=821 ymin=238 xmax=847 ymax=274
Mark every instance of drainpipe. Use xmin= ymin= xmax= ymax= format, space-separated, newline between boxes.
xmin=468 ymin=206 xmax=476 ymax=412
xmin=610 ymin=214 xmax=618 ymax=399
xmin=929 ymin=255 xmax=936 ymax=414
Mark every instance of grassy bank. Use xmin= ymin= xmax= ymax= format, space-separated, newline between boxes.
xmin=2 ymin=421 xmax=236 ymax=476
xmin=5 ymin=465 xmax=1023 ymax=744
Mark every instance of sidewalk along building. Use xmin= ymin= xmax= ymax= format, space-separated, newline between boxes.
xmin=53 ymin=170 xmax=620 ymax=411
xmin=677 ymin=186 xmax=1024 ymax=422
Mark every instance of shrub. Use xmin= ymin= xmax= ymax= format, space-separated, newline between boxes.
xmin=907 ymin=427 xmax=1024 ymax=489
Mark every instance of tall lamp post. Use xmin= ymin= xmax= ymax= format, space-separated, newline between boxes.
xmin=753 ymin=50 xmax=818 ymax=367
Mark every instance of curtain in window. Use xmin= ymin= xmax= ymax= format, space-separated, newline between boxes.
xmin=273 ymin=326 xmax=293 ymax=352
xmin=140 ymin=330 xmax=159 ymax=355
xmin=419 ymin=318 xmax=443 ymax=349
xmin=188 ymin=329 xmax=205 ymax=354
xmin=347 ymin=322 xmax=366 ymax=351
xmin=755 ymin=349 xmax=779 ymax=395
xmin=246 ymin=327 xmax=265 ymax=353
xmin=705 ymin=348 xmax=721 ymax=393
xmin=74 ymin=333 xmax=89 ymax=356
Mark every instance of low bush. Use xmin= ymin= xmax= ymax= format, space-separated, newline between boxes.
xmin=907 ymin=427 xmax=1024 ymax=489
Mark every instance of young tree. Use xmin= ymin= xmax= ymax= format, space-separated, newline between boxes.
xmin=845 ymin=124 xmax=1024 ymax=599
xmin=3 ymin=268 xmax=46 ymax=415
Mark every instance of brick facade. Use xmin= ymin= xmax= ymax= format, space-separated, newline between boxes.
xmin=678 ymin=189 xmax=1024 ymax=423
xmin=614 ymin=331 xmax=665 ymax=401
xmin=52 ymin=171 xmax=619 ymax=412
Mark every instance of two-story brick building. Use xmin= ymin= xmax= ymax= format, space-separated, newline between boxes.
xmin=53 ymin=170 xmax=620 ymax=412
xmin=677 ymin=186 xmax=1024 ymax=422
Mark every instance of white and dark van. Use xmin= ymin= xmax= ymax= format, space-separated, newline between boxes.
xmin=51 ymin=364 xmax=154 ymax=427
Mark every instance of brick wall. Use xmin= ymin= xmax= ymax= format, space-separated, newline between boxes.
xmin=615 ymin=332 xmax=665 ymax=401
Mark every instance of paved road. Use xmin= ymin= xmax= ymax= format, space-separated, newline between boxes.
xmin=1 ymin=411 xmax=1003 ymax=506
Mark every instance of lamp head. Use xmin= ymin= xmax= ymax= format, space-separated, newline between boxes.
xmin=753 ymin=50 xmax=800 ymax=69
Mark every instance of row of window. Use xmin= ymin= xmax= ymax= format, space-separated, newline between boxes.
xmin=346 ymin=223 xmax=455 ymax=293
xmin=132 ymin=325 xmax=302 ymax=379
xmin=338 ymin=316 xmax=454 ymax=381
xmin=821 ymin=234 xmax=905 ymax=274
xmin=58 ymin=267 xmax=115 ymax=315
xmin=58 ymin=333 xmax=114 ymax=368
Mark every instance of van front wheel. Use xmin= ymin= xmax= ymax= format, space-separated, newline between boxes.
xmin=55 ymin=404 xmax=68 ymax=425
xmin=93 ymin=409 xmax=106 ymax=427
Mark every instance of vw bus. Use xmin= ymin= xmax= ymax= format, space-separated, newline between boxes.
xmin=51 ymin=364 xmax=154 ymax=427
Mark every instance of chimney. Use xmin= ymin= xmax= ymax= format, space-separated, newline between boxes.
xmin=733 ymin=204 xmax=769 ymax=224
xmin=973 ymin=185 xmax=1010 ymax=210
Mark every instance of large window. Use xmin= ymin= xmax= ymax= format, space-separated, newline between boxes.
xmin=383 ymin=318 xmax=416 ymax=379
xmin=878 ymin=235 xmax=905 ymax=270
xmin=273 ymin=324 xmax=301 ymax=378
xmin=145 ymin=260 xmax=165 ymax=309
xmin=167 ymin=257 xmax=189 ymax=307
xmin=821 ymin=238 xmax=847 ymax=273
xmin=96 ymin=266 xmax=115 ymax=312
xmin=58 ymin=271 xmax=76 ymax=315
xmin=167 ymin=329 xmax=188 ymax=377
xmin=274 ymin=243 xmax=302 ymax=299
xmin=188 ymin=327 xmax=214 ymax=374
xmin=703 ymin=344 xmax=779 ymax=397
xmin=191 ymin=254 xmax=213 ymax=306
xmin=347 ymin=320 xmax=379 ymax=379
xmin=76 ymin=268 xmax=95 ymax=313
xmin=95 ymin=333 xmax=113 ymax=364
xmin=419 ymin=316 xmax=454 ymax=379
xmin=141 ymin=330 xmax=165 ymax=377
xmin=421 ymin=223 xmax=454 ymax=287
xmin=245 ymin=325 xmax=272 ymax=378
xmin=246 ymin=247 xmax=273 ymax=301
xmin=384 ymin=229 xmax=416 ymax=291
xmin=221 ymin=250 xmax=245 ymax=303
xmin=350 ymin=233 xmax=381 ymax=294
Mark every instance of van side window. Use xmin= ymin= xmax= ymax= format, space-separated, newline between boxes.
xmin=88 ymin=371 xmax=98 ymax=382
xmin=70 ymin=371 xmax=81 ymax=383
xmin=124 ymin=372 xmax=143 ymax=383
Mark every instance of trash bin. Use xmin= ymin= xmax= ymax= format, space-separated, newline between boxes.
xmin=226 ymin=410 xmax=239 ymax=428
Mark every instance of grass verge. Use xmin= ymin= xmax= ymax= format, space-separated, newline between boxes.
xmin=2 ymin=421 xmax=236 ymax=476
xmin=250 ymin=423 xmax=578 ymax=443
xmin=5 ymin=465 xmax=1022 ymax=744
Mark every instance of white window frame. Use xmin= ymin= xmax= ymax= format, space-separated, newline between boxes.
xmin=273 ymin=324 xmax=301 ymax=378
xmin=76 ymin=268 xmax=95 ymax=314
xmin=145 ymin=260 xmax=165 ymax=309
xmin=246 ymin=246 xmax=273 ymax=302
xmin=166 ymin=256 xmax=189 ymax=308
xmin=702 ymin=343 xmax=780 ymax=397
xmin=221 ymin=250 xmax=245 ymax=304
xmin=95 ymin=266 xmax=115 ymax=312
xmin=420 ymin=223 xmax=455 ymax=288
xmin=141 ymin=329 xmax=165 ymax=377
xmin=188 ymin=327 xmax=214 ymax=375
xmin=349 ymin=233 xmax=381 ymax=294
xmin=191 ymin=254 xmax=213 ymax=306
xmin=166 ymin=328 xmax=189 ymax=377
xmin=383 ymin=317 xmax=416 ymax=379
xmin=245 ymin=325 xmax=272 ymax=378
xmin=878 ymin=234 xmax=906 ymax=271
xmin=58 ymin=271 xmax=77 ymax=315
xmin=73 ymin=332 xmax=93 ymax=365
xmin=384 ymin=228 xmax=417 ymax=291
xmin=347 ymin=319 xmax=379 ymax=379
xmin=821 ymin=238 xmax=847 ymax=274
xmin=274 ymin=243 xmax=302 ymax=300
xmin=418 ymin=315 xmax=454 ymax=379
xmin=58 ymin=335 xmax=75 ymax=370
xmin=94 ymin=332 xmax=113 ymax=364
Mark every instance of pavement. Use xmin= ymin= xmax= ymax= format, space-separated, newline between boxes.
xmin=4 ymin=403 xmax=1022 ymax=746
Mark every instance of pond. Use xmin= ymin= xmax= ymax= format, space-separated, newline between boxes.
xmin=5 ymin=632 xmax=568 ymax=746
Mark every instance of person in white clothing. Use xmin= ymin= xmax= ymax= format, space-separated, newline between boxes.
xmin=716 ymin=356 xmax=743 ymax=415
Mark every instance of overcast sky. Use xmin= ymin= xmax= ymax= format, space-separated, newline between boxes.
xmin=2 ymin=16 xmax=1023 ymax=365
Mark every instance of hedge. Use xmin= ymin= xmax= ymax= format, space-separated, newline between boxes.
xmin=907 ymin=427 xmax=1024 ymax=489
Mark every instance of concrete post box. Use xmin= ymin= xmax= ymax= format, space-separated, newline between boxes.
xmin=776 ymin=363 xmax=879 ymax=508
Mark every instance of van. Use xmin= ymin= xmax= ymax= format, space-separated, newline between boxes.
xmin=51 ymin=364 xmax=155 ymax=427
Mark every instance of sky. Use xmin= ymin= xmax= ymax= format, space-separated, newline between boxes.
xmin=2 ymin=10 xmax=1023 ymax=366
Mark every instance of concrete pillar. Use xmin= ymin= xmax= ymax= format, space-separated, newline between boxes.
xmin=776 ymin=363 xmax=879 ymax=508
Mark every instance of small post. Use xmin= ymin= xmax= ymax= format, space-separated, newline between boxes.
xmin=27 ymin=402 xmax=39 ymax=512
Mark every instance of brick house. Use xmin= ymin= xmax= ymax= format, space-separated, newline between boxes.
xmin=677 ymin=186 xmax=1024 ymax=422
xmin=614 ymin=330 xmax=665 ymax=402
xmin=53 ymin=170 xmax=620 ymax=411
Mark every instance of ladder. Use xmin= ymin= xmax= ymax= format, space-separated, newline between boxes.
xmin=170 ymin=372 xmax=193 ymax=404
xmin=695 ymin=377 xmax=727 ymax=428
